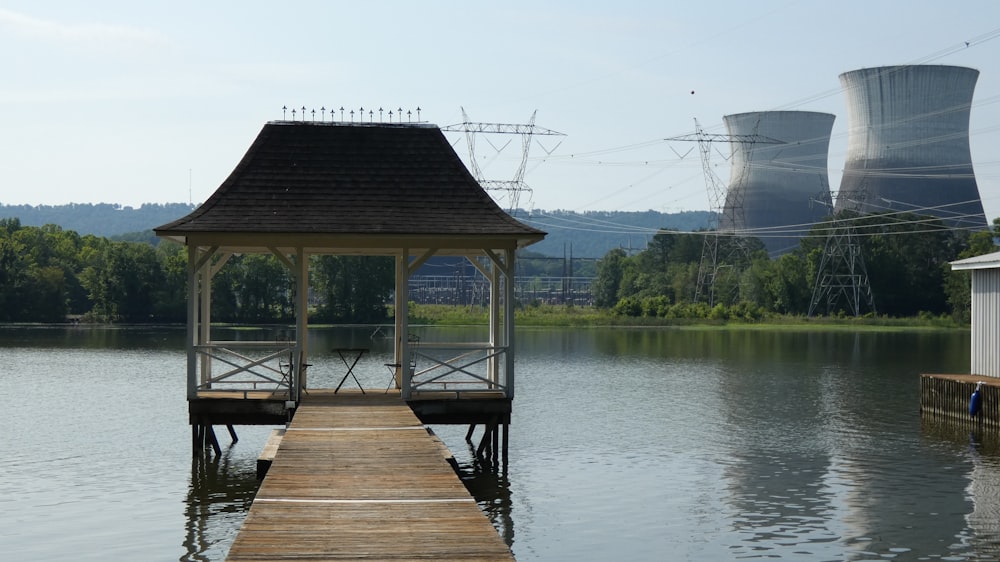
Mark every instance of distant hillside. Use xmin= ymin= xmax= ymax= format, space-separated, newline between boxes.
xmin=0 ymin=203 xmax=712 ymax=258
xmin=516 ymin=209 xmax=713 ymax=258
xmin=0 ymin=202 xmax=196 ymax=238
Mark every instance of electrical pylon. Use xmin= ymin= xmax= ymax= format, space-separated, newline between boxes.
xmin=807 ymin=186 xmax=876 ymax=317
xmin=666 ymin=118 xmax=782 ymax=305
xmin=442 ymin=108 xmax=565 ymax=213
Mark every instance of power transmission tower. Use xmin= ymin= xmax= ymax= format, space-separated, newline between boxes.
xmin=807 ymin=186 xmax=876 ymax=317
xmin=442 ymin=108 xmax=565 ymax=214
xmin=666 ymin=118 xmax=782 ymax=305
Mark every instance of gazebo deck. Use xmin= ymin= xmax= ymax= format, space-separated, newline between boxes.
xmin=190 ymin=388 xmax=512 ymax=427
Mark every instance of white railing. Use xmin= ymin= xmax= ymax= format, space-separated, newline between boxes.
xmin=409 ymin=342 xmax=509 ymax=395
xmin=194 ymin=341 xmax=296 ymax=392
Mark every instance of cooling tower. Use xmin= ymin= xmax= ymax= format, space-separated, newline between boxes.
xmin=834 ymin=65 xmax=987 ymax=228
xmin=721 ymin=110 xmax=836 ymax=256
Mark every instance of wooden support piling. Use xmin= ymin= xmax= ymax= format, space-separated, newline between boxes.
xmin=477 ymin=424 xmax=492 ymax=457
xmin=256 ymin=429 xmax=285 ymax=479
xmin=492 ymin=422 xmax=500 ymax=465
xmin=502 ymin=422 xmax=509 ymax=472
xmin=205 ymin=425 xmax=221 ymax=457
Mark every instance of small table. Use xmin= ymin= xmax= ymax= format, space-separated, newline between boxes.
xmin=333 ymin=348 xmax=369 ymax=394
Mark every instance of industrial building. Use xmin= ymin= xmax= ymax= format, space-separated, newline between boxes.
xmin=721 ymin=110 xmax=836 ymax=256
xmin=834 ymin=65 xmax=988 ymax=229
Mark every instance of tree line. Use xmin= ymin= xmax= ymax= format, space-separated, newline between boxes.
xmin=0 ymin=218 xmax=394 ymax=324
xmin=1 ymin=211 xmax=995 ymax=324
xmin=591 ymin=211 xmax=998 ymax=322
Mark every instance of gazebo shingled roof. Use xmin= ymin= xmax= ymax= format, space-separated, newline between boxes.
xmin=154 ymin=121 xmax=545 ymax=249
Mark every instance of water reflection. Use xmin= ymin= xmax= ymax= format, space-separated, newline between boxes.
xmin=713 ymin=331 xmax=981 ymax=560
xmin=922 ymin=420 xmax=1000 ymax=558
xmin=10 ymin=325 xmax=1000 ymax=561
xmin=457 ymin=456 xmax=515 ymax=549
xmin=181 ymin=442 xmax=263 ymax=562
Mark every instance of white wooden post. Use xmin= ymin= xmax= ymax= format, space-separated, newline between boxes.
xmin=186 ymin=245 xmax=198 ymax=400
xmin=295 ymin=248 xmax=308 ymax=401
xmin=504 ymin=247 xmax=516 ymax=399
xmin=199 ymin=250 xmax=212 ymax=387
xmin=489 ymin=255 xmax=501 ymax=386
xmin=399 ymin=249 xmax=411 ymax=399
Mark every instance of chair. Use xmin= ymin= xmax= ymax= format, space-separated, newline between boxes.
xmin=384 ymin=335 xmax=419 ymax=393
xmin=279 ymin=349 xmax=310 ymax=397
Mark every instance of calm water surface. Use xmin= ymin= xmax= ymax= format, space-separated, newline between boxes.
xmin=2 ymin=325 xmax=999 ymax=561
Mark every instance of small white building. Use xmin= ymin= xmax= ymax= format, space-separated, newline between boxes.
xmin=951 ymin=250 xmax=1000 ymax=377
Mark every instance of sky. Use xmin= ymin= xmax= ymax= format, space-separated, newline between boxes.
xmin=3 ymin=1 xmax=1000 ymax=224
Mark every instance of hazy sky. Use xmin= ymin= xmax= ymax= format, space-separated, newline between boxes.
xmin=3 ymin=1 xmax=1000 ymax=222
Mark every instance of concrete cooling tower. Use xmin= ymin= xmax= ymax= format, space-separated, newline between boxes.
xmin=721 ymin=111 xmax=836 ymax=256
xmin=834 ymin=65 xmax=987 ymax=229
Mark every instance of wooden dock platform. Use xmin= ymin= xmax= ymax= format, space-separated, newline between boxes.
xmin=226 ymin=390 xmax=514 ymax=561
xmin=921 ymin=373 xmax=1000 ymax=430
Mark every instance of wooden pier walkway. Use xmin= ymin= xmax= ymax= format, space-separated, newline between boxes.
xmin=226 ymin=390 xmax=515 ymax=561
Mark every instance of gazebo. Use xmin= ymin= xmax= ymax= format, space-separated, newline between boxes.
xmin=155 ymin=120 xmax=545 ymax=444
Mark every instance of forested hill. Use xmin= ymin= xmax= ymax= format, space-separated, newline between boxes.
xmin=0 ymin=203 xmax=713 ymax=258
xmin=0 ymin=202 xmax=196 ymax=238
xmin=516 ymin=209 xmax=713 ymax=257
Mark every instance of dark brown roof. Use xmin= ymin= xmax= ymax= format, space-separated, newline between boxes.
xmin=154 ymin=121 xmax=545 ymax=243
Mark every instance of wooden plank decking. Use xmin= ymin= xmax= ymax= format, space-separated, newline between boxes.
xmin=226 ymin=390 xmax=515 ymax=561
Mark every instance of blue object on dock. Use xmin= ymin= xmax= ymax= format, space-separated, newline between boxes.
xmin=970 ymin=381 xmax=984 ymax=419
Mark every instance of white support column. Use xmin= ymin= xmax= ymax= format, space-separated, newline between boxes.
xmin=399 ymin=249 xmax=411 ymax=399
xmin=391 ymin=253 xmax=404 ymax=391
xmin=504 ymin=247 xmax=516 ymax=399
xmin=186 ymin=245 xmax=198 ymax=400
xmin=489 ymin=257 xmax=501 ymax=385
xmin=295 ymin=248 xmax=308 ymax=401
xmin=199 ymin=252 xmax=212 ymax=386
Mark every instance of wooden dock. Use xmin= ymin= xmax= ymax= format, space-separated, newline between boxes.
xmin=921 ymin=373 xmax=1000 ymax=430
xmin=226 ymin=390 xmax=515 ymax=561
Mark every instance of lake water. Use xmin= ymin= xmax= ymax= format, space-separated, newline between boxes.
xmin=2 ymin=325 xmax=1000 ymax=561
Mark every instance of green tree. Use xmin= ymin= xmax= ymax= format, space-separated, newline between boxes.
xmin=154 ymin=243 xmax=188 ymax=322
xmin=312 ymin=255 xmax=393 ymax=323
xmin=592 ymin=248 xmax=627 ymax=308
xmin=81 ymin=241 xmax=162 ymax=322
xmin=211 ymin=254 xmax=293 ymax=323
xmin=859 ymin=213 xmax=960 ymax=316
xmin=944 ymin=218 xmax=999 ymax=322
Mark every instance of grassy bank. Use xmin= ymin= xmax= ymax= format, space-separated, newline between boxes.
xmin=406 ymin=303 xmax=967 ymax=331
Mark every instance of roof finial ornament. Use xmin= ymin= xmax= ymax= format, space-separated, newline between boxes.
xmin=301 ymin=106 xmax=306 ymax=122
xmin=407 ymin=110 xmax=412 ymax=123
xmin=369 ymin=109 xmax=374 ymax=122
xmin=417 ymin=107 xmax=422 ymax=121
xmin=350 ymin=109 xmax=355 ymax=122
xmin=291 ymin=107 xmax=297 ymax=120
xmin=378 ymin=107 xmax=384 ymax=122
xmin=397 ymin=107 xmax=403 ymax=123
xmin=388 ymin=109 xmax=394 ymax=122
xmin=320 ymin=106 xmax=326 ymax=121
xmin=311 ymin=108 xmax=316 ymax=122
xmin=282 ymin=105 xmax=287 ymax=120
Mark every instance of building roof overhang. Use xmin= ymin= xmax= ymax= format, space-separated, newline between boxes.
xmin=950 ymin=250 xmax=1000 ymax=271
